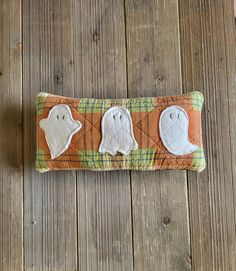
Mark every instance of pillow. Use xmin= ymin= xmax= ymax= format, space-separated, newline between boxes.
xmin=36 ymin=91 xmax=205 ymax=173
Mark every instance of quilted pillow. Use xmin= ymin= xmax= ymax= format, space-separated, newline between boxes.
xmin=36 ymin=91 xmax=206 ymax=173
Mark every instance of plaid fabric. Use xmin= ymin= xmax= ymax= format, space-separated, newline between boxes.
xmin=36 ymin=91 xmax=206 ymax=173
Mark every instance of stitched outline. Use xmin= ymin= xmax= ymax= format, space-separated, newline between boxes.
xmin=39 ymin=104 xmax=82 ymax=159
xmin=159 ymin=106 xmax=198 ymax=155
xmin=99 ymin=106 xmax=138 ymax=156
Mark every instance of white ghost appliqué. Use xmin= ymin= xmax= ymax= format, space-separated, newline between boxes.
xmin=99 ymin=106 xmax=138 ymax=155
xmin=159 ymin=105 xmax=199 ymax=155
xmin=40 ymin=104 xmax=82 ymax=159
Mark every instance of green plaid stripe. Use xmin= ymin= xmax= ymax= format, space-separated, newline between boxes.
xmin=78 ymin=150 xmax=112 ymax=169
xmin=78 ymin=148 xmax=156 ymax=170
xmin=77 ymin=97 xmax=156 ymax=113
xmin=36 ymin=93 xmax=202 ymax=114
xmin=123 ymin=148 xmax=156 ymax=169
xmin=78 ymin=96 xmax=203 ymax=114
xmin=35 ymin=149 xmax=49 ymax=172
xmin=191 ymin=147 xmax=206 ymax=172
xmin=36 ymin=92 xmax=49 ymax=115
xmin=191 ymin=91 xmax=204 ymax=111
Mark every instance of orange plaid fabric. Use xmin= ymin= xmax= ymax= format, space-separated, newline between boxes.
xmin=36 ymin=91 xmax=205 ymax=173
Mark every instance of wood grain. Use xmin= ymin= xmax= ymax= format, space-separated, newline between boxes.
xmin=0 ymin=0 xmax=2 ymax=75
xmin=0 ymin=0 xmax=235 ymax=270
xmin=72 ymin=0 xmax=133 ymax=270
xmin=0 ymin=0 xmax=23 ymax=270
xmin=179 ymin=0 xmax=236 ymax=270
xmin=23 ymin=0 xmax=77 ymax=270
xmin=235 ymin=0 xmax=236 ymax=17
xmin=125 ymin=0 xmax=191 ymax=270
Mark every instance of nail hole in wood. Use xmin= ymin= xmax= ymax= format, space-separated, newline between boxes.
xmin=93 ymin=32 xmax=100 ymax=42
xmin=163 ymin=216 xmax=170 ymax=226
xmin=54 ymin=72 xmax=63 ymax=85
xmin=154 ymin=73 xmax=164 ymax=82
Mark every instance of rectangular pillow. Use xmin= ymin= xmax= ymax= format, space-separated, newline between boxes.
xmin=36 ymin=91 xmax=206 ymax=173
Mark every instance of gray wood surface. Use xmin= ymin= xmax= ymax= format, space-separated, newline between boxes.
xmin=73 ymin=1 xmax=133 ymax=270
xmin=125 ymin=0 xmax=190 ymax=270
xmin=0 ymin=0 xmax=235 ymax=270
xmin=179 ymin=0 xmax=236 ymax=270
xmin=0 ymin=0 xmax=23 ymax=270
xmin=23 ymin=0 xmax=77 ymax=270
xmin=0 ymin=0 xmax=2 ymax=75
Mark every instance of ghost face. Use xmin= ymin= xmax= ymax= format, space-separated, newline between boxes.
xmin=159 ymin=105 xmax=198 ymax=155
xmin=99 ymin=106 xmax=138 ymax=155
xmin=40 ymin=104 xmax=82 ymax=159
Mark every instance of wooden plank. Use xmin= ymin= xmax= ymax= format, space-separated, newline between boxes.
xmin=0 ymin=0 xmax=3 ymax=75
xmin=235 ymin=0 xmax=236 ymax=17
xmin=72 ymin=0 xmax=134 ymax=270
xmin=125 ymin=1 xmax=191 ymax=270
xmin=23 ymin=0 xmax=77 ymax=270
xmin=0 ymin=0 xmax=23 ymax=270
xmin=179 ymin=0 xmax=236 ymax=270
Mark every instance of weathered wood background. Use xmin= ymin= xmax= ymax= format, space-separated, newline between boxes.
xmin=0 ymin=0 xmax=235 ymax=270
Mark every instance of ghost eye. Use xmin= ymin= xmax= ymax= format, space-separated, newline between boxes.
xmin=177 ymin=113 xmax=180 ymax=119
xmin=120 ymin=115 xmax=122 ymax=120
xmin=57 ymin=115 xmax=59 ymax=120
xmin=113 ymin=115 xmax=115 ymax=120
xmin=169 ymin=113 xmax=172 ymax=119
xmin=62 ymin=115 xmax=65 ymax=120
